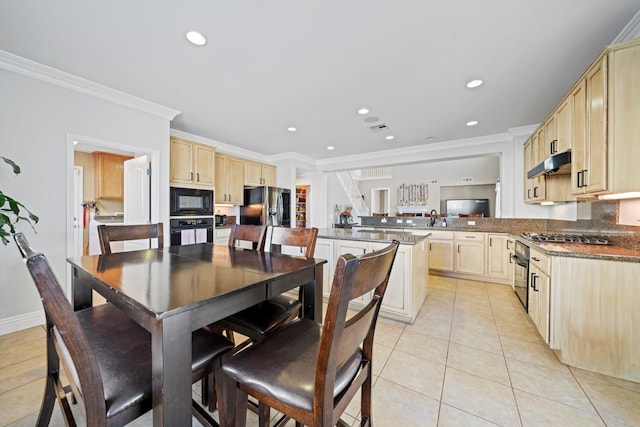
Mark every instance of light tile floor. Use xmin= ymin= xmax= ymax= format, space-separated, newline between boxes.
xmin=2 ymin=276 xmax=639 ymax=426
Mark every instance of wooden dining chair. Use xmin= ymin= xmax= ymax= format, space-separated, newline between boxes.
xmin=13 ymin=233 xmax=234 ymax=427
xmin=222 ymin=240 xmax=400 ymax=427
xmin=216 ymin=226 xmax=319 ymax=343
xmin=97 ymin=222 xmax=163 ymax=254
xmin=227 ymin=223 xmax=265 ymax=250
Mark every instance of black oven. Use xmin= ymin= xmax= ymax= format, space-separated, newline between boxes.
xmin=170 ymin=187 xmax=213 ymax=217
xmin=512 ymin=240 xmax=530 ymax=311
xmin=170 ymin=218 xmax=214 ymax=246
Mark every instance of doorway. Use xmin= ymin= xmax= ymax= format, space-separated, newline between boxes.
xmin=66 ymin=134 xmax=160 ymax=293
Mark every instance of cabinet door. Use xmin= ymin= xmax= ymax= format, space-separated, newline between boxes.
xmin=533 ymin=128 xmax=547 ymax=201
xmin=486 ymin=234 xmax=510 ymax=280
xmin=584 ymin=56 xmax=608 ymax=194
xmin=226 ymin=157 xmax=245 ymax=205
xmin=334 ymin=241 xmax=370 ymax=304
xmin=244 ymin=161 xmax=263 ymax=186
xmin=262 ymin=164 xmax=277 ymax=187
xmin=170 ymin=138 xmax=194 ymax=186
xmin=214 ymin=228 xmax=231 ymax=245
xmin=555 ymin=97 xmax=572 ymax=154
xmin=571 ymin=80 xmax=587 ymax=194
xmin=543 ymin=115 xmax=557 ymax=157
xmin=429 ymin=239 xmax=454 ymax=271
xmin=194 ymin=144 xmax=215 ymax=187
xmin=314 ymin=239 xmax=334 ymax=299
xmin=529 ymin=267 xmax=550 ymax=343
xmin=456 ymin=241 xmax=485 ymax=275
xmin=370 ymin=243 xmax=409 ymax=315
xmin=94 ymin=152 xmax=132 ymax=199
xmin=214 ymin=154 xmax=226 ymax=204
xmin=524 ymin=139 xmax=535 ymax=202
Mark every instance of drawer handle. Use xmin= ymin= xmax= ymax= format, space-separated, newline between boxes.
xmin=465 ymin=236 xmax=476 ymax=239
xmin=532 ymin=257 xmax=540 ymax=262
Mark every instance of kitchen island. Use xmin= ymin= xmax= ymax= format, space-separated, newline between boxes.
xmin=316 ymin=228 xmax=429 ymax=323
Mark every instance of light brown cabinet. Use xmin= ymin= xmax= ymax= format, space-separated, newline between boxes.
xmin=428 ymin=230 xmax=455 ymax=271
xmin=214 ymin=154 xmax=244 ymax=205
xmin=245 ymin=161 xmax=276 ymax=187
xmin=454 ymin=232 xmax=485 ymax=276
xmin=170 ymin=137 xmax=215 ymax=189
xmin=93 ymin=151 xmax=132 ymax=200
xmin=523 ymin=132 xmax=546 ymax=203
xmin=486 ymin=234 xmax=513 ymax=282
xmin=528 ymin=248 xmax=551 ymax=343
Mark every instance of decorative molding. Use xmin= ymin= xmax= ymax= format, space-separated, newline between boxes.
xmin=0 ymin=310 xmax=45 ymax=336
xmin=612 ymin=10 xmax=640 ymax=44
xmin=0 ymin=50 xmax=180 ymax=120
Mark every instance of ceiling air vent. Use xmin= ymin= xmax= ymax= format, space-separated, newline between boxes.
xmin=369 ymin=124 xmax=388 ymax=133
xmin=428 ymin=179 xmax=438 ymax=184
xmin=462 ymin=177 xmax=474 ymax=183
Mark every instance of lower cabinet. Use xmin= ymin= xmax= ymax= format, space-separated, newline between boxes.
xmin=486 ymin=234 xmax=514 ymax=284
xmin=528 ymin=247 xmax=551 ymax=343
xmin=316 ymin=237 xmax=428 ymax=323
xmin=214 ymin=227 xmax=231 ymax=245
xmin=455 ymin=232 xmax=485 ymax=275
xmin=428 ymin=230 xmax=455 ymax=271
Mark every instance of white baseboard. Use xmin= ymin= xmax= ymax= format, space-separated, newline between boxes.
xmin=0 ymin=310 xmax=45 ymax=336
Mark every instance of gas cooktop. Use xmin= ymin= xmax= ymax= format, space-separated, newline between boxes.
xmin=521 ymin=232 xmax=610 ymax=245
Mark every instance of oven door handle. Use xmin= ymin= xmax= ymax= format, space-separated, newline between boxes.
xmin=511 ymin=254 xmax=527 ymax=268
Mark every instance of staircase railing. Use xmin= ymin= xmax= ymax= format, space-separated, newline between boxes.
xmin=335 ymin=171 xmax=370 ymax=218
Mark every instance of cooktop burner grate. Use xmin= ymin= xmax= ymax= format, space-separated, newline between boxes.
xmin=521 ymin=232 xmax=610 ymax=245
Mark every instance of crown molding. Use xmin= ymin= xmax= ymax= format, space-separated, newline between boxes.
xmin=0 ymin=50 xmax=180 ymax=120
xmin=612 ymin=10 xmax=640 ymax=44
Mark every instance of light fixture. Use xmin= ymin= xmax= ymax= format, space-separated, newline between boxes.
xmin=466 ymin=79 xmax=483 ymax=88
xmin=186 ymin=31 xmax=207 ymax=46
xmin=287 ymin=127 xmax=297 ymax=132
xmin=385 ymin=135 xmax=395 ymax=140
xmin=466 ymin=120 xmax=478 ymax=126
xmin=598 ymin=192 xmax=640 ymax=200
xmin=326 ymin=146 xmax=335 ymax=150
xmin=357 ymin=108 xmax=369 ymax=115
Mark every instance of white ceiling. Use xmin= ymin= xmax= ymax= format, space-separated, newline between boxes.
xmin=1 ymin=1 xmax=639 ymax=160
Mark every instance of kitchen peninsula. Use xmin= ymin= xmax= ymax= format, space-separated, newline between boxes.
xmin=316 ymin=228 xmax=429 ymax=323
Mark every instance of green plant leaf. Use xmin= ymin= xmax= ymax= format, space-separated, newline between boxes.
xmin=1 ymin=157 xmax=20 ymax=175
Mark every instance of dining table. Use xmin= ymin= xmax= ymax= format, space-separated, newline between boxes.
xmin=67 ymin=243 xmax=326 ymax=426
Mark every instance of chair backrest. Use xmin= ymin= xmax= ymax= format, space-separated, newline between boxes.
xmin=260 ymin=226 xmax=318 ymax=257
xmin=98 ymin=223 xmax=163 ymax=254
xmin=315 ymin=240 xmax=399 ymax=423
xmin=227 ymin=224 xmax=265 ymax=250
xmin=13 ymin=233 xmax=107 ymax=425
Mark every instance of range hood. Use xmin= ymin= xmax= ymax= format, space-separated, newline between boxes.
xmin=527 ymin=150 xmax=571 ymax=179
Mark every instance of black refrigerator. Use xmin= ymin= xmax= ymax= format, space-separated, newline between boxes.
xmin=240 ymin=186 xmax=291 ymax=227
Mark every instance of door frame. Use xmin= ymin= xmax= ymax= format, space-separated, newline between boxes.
xmin=65 ymin=133 xmax=161 ymax=297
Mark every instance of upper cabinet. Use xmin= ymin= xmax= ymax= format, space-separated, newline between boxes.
xmin=244 ymin=161 xmax=276 ymax=187
xmin=524 ymin=39 xmax=640 ymax=202
xmin=215 ymin=153 xmax=244 ymax=205
xmin=94 ymin=151 xmax=133 ymax=200
xmin=170 ymin=137 xmax=215 ymax=189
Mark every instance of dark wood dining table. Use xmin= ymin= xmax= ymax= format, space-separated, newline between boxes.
xmin=67 ymin=243 xmax=325 ymax=426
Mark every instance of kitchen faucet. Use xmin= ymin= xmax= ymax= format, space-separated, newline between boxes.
xmin=429 ymin=209 xmax=438 ymax=226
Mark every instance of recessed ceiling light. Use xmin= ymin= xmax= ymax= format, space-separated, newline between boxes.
xmin=385 ymin=135 xmax=395 ymax=140
xmin=186 ymin=31 xmax=207 ymax=46
xmin=357 ymin=108 xmax=369 ymax=115
xmin=466 ymin=79 xmax=483 ymax=88
xmin=287 ymin=127 xmax=297 ymax=132
xmin=327 ymin=146 xmax=335 ymax=150
xmin=466 ymin=120 xmax=479 ymax=126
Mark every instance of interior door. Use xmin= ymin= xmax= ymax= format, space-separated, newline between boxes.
xmin=124 ymin=155 xmax=152 ymax=249
xmin=73 ymin=166 xmax=83 ymax=256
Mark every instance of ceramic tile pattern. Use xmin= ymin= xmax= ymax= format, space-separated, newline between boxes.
xmin=2 ymin=276 xmax=640 ymax=426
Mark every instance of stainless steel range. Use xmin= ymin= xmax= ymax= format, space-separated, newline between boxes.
xmin=520 ymin=232 xmax=610 ymax=245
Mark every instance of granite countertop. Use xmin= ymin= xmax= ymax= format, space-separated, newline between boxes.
xmin=317 ymin=228 xmax=429 ymax=245
xmin=521 ymin=240 xmax=640 ymax=263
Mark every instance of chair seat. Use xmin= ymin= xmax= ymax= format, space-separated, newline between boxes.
xmin=216 ymin=294 xmax=302 ymax=340
xmin=223 ymin=319 xmax=363 ymax=412
xmin=62 ymin=304 xmax=233 ymax=423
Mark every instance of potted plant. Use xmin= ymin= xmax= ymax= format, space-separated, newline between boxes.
xmin=1 ymin=157 xmax=39 ymax=245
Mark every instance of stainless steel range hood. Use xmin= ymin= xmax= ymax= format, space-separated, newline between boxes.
xmin=527 ymin=151 xmax=571 ymax=179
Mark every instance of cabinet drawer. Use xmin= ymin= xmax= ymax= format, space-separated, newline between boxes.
xmin=428 ymin=230 xmax=454 ymax=240
xmin=530 ymin=248 xmax=550 ymax=275
xmin=454 ymin=232 xmax=485 ymax=241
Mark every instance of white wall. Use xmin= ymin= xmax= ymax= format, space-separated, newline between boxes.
xmin=0 ymin=65 xmax=174 ymax=334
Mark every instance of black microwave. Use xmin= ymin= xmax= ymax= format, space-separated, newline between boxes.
xmin=170 ymin=187 xmax=214 ymax=216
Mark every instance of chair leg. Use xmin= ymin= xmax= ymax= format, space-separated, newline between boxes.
xmin=360 ymin=373 xmax=373 ymax=427
xmin=35 ymin=375 xmax=57 ymax=427
xmin=258 ymin=401 xmax=270 ymax=427
xmin=205 ymin=373 xmax=217 ymax=412
xmin=221 ymin=374 xmax=248 ymax=427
